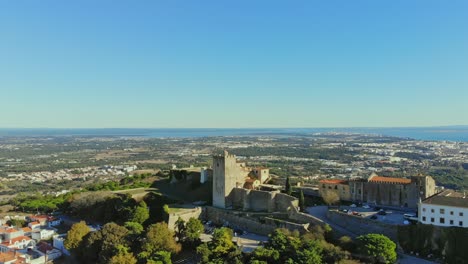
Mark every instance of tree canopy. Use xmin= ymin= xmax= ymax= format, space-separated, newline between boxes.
xmin=356 ymin=233 xmax=397 ymax=264
xmin=139 ymin=222 xmax=181 ymax=262
xmin=197 ymin=227 xmax=243 ymax=264
xmin=64 ymin=221 xmax=90 ymax=252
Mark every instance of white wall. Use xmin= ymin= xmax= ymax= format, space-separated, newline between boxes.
xmin=418 ymin=203 xmax=468 ymax=228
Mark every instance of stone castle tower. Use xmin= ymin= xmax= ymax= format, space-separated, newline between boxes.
xmin=212 ymin=151 xmax=249 ymax=208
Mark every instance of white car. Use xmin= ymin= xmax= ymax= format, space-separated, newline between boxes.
xmin=350 ymin=204 xmax=357 ymax=208
xmin=362 ymin=205 xmax=371 ymax=209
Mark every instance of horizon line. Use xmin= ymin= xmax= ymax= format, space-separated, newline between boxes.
xmin=0 ymin=125 xmax=467 ymax=130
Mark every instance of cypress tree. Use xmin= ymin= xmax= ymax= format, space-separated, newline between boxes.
xmin=285 ymin=176 xmax=292 ymax=195
xmin=299 ymin=189 xmax=305 ymax=212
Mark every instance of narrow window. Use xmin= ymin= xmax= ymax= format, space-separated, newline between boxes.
xmin=440 ymin=218 xmax=445 ymax=224
xmin=440 ymin=208 xmax=445 ymax=214
xmin=450 ymin=220 xmax=454 ymax=225
xmin=431 ymin=218 xmax=434 ymax=223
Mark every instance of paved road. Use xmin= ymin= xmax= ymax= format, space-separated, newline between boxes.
xmin=399 ymin=254 xmax=438 ymax=264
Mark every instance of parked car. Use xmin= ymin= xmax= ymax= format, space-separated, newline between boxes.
xmin=370 ymin=215 xmax=378 ymax=220
xmin=378 ymin=210 xmax=387 ymax=215
xmin=362 ymin=204 xmax=371 ymax=209
xmin=373 ymin=206 xmax=381 ymax=211
xmin=404 ymin=213 xmax=417 ymax=219
xmin=350 ymin=204 xmax=357 ymax=208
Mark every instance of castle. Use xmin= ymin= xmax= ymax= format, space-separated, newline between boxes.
xmin=212 ymin=150 xmax=270 ymax=208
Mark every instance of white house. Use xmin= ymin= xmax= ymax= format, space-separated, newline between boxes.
xmin=52 ymin=234 xmax=70 ymax=256
xmin=0 ymin=236 xmax=35 ymax=253
xmin=31 ymin=229 xmax=56 ymax=241
xmin=28 ymin=222 xmax=41 ymax=230
xmin=418 ymin=189 xmax=468 ymax=228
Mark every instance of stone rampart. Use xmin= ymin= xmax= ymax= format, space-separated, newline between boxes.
xmin=231 ymin=188 xmax=298 ymax=212
xmin=167 ymin=207 xmax=203 ymax=230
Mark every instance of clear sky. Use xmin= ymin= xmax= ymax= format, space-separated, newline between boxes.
xmin=1 ymin=1 xmax=467 ymax=128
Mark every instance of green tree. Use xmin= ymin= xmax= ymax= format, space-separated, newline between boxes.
xmin=124 ymin=221 xmax=144 ymax=236
xmin=197 ymin=227 xmax=243 ymax=264
xmin=249 ymin=247 xmax=280 ymax=263
xmin=8 ymin=219 xmax=26 ymax=227
xmin=129 ymin=201 xmax=150 ymax=224
xmin=285 ymin=176 xmax=292 ymax=195
xmin=182 ymin=217 xmax=204 ymax=247
xmin=251 ymin=228 xmax=324 ymax=264
xmin=139 ymin=222 xmax=181 ymax=261
xmin=147 ymin=251 xmax=172 ymax=264
xmin=322 ymin=190 xmax=339 ymax=206
xmin=109 ymin=246 xmax=138 ymax=264
xmin=64 ymin=221 xmax=91 ymax=252
xmin=174 ymin=217 xmax=186 ymax=242
xmin=338 ymin=236 xmax=355 ymax=252
xmin=356 ymin=234 xmax=397 ymax=264
xmin=79 ymin=223 xmax=130 ymax=264
xmin=299 ymin=189 xmax=306 ymax=212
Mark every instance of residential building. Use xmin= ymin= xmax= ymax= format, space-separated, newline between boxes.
xmin=419 ymin=189 xmax=468 ymax=228
xmin=0 ymin=236 xmax=35 ymax=253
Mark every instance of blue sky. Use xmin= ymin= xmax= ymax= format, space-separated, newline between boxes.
xmin=1 ymin=0 xmax=467 ymax=128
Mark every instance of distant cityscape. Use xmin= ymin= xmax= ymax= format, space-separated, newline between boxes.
xmin=0 ymin=131 xmax=466 ymax=263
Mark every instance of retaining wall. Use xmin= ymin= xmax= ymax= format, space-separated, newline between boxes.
xmin=327 ymin=210 xmax=398 ymax=241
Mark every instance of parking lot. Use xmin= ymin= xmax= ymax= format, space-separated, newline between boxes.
xmin=338 ymin=204 xmax=417 ymax=225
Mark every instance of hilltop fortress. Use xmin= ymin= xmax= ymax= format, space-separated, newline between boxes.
xmin=212 ymin=151 xmax=298 ymax=212
xmin=213 ymin=150 xmax=268 ymax=208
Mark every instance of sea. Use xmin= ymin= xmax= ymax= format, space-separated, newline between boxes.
xmin=0 ymin=127 xmax=468 ymax=142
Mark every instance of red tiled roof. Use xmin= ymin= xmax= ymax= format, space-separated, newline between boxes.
xmin=369 ymin=176 xmax=411 ymax=184
xmin=31 ymin=215 xmax=48 ymax=219
xmin=1 ymin=236 xmax=31 ymax=246
xmin=319 ymin=179 xmax=348 ymax=184
xmin=0 ymin=251 xmax=16 ymax=262
xmin=36 ymin=241 xmax=54 ymax=254
xmin=22 ymin=227 xmax=32 ymax=232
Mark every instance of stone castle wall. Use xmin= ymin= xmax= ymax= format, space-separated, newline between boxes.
xmin=167 ymin=207 xmax=204 ymax=230
xmin=230 ymin=188 xmax=298 ymax=212
xmin=204 ymin=207 xmax=308 ymax=236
